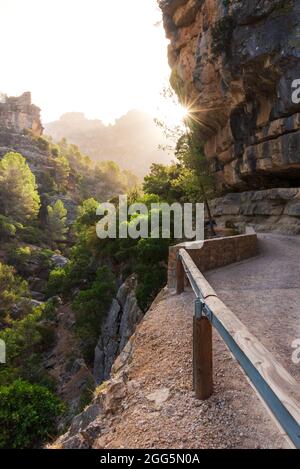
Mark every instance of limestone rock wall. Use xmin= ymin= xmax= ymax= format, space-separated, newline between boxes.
xmin=0 ymin=92 xmax=42 ymax=137
xmin=210 ymin=187 xmax=300 ymax=234
xmin=0 ymin=92 xmax=49 ymax=179
xmin=93 ymin=275 xmax=143 ymax=385
xmin=160 ymin=0 xmax=300 ymax=192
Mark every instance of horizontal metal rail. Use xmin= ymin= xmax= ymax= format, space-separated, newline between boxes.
xmin=178 ymin=248 xmax=300 ymax=449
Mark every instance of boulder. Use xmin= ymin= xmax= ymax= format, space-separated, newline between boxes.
xmin=51 ymin=254 xmax=69 ymax=268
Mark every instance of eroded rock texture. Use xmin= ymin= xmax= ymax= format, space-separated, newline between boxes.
xmin=211 ymin=187 xmax=300 ymax=233
xmin=160 ymin=0 xmax=300 ymax=192
xmin=0 ymin=92 xmax=42 ymax=137
xmin=0 ymin=92 xmax=48 ymax=169
xmin=93 ymin=275 xmax=143 ymax=385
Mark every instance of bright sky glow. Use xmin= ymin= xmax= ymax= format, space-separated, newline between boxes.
xmin=0 ymin=0 xmax=187 ymax=127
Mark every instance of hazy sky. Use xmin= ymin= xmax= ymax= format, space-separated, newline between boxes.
xmin=0 ymin=0 xmax=174 ymax=124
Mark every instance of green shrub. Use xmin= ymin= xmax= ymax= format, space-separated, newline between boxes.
xmin=0 ymin=215 xmax=16 ymax=240
xmin=8 ymin=246 xmax=54 ymax=277
xmin=135 ymin=264 xmax=167 ymax=312
xmin=0 ymin=379 xmax=63 ymax=448
xmin=51 ymin=145 xmax=59 ymax=157
xmin=8 ymin=246 xmax=31 ymax=271
xmin=0 ymin=262 xmax=29 ymax=325
xmin=35 ymin=136 xmax=50 ymax=152
xmin=39 ymin=248 xmax=55 ymax=268
xmin=134 ymin=237 xmax=169 ymax=312
xmin=75 ymin=198 xmax=99 ymax=233
xmin=0 ymin=308 xmax=43 ymax=364
xmin=46 ymin=267 xmax=68 ymax=297
xmin=18 ymin=224 xmax=48 ymax=245
xmin=46 ymin=244 xmax=95 ymax=298
xmin=43 ymin=297 xmax=59 ymax=320
xmin=0 ymin=303 xmax=59 ymax=391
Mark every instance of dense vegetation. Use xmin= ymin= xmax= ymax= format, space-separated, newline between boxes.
xmin=0 ymin=152 xmax=40 ymax=222
xmin=30 ymin=134 xmax=139 ymax=202
xmin=0 ymin=379 xmax=63 ymax=449
xmin=0 ymin=137 xmax=140 ymax=447
xmin=46 ymin=193 xmax=171 ymax=361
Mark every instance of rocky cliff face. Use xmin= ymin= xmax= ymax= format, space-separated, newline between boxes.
xmin=210 ymin=187 xmax=300 ymax=234
xmin=94 ymin=275 xmax=143 ymax=385
xmin=0 ymin=92 xmax=42 ymax=137
xmin=0 ymin=92 xmax=49 ymax=171
xmin=160 ymin=0 xmax=300 ymax=193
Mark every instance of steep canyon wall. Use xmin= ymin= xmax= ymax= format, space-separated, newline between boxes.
xmin=160 ymin=0 xmax=300 ymax=193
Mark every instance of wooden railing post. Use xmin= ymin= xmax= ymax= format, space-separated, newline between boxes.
xmin=176 ymin=254 xmax=185 ymax=295
xmin=193 ymin=301 xmax=213 ymax=400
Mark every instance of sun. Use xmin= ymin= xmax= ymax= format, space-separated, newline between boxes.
xmin=154 ymin=100 xmax=189 ymax=129
xmin=174 ymin=103 xmax=189 ymax=123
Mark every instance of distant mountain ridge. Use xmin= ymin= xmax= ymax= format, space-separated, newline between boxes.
xmin=44 ymin=110 xmax=173 ymax=177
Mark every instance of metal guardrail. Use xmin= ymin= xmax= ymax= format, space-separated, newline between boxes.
xmin=177 ymin=248 xmax=300 ymax=449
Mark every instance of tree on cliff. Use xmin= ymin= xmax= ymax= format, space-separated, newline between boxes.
xmin=0 ymin=152 xmax=40 ymax=223
xmin=46 ymin=200 xmax=68 ymax=245
xmin=52 ymin=154 xmax=70 ymax=192
xmin=0 ymin=262 xmax=29 ymax=327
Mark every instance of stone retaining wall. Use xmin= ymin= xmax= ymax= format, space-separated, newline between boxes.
xmin=168 ymin=232 xmax=258 ymax=288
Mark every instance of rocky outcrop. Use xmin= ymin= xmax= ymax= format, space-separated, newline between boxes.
xmin=0 ymin=92 xmax=42 ymax=137
xmin=160 ymin=0 xmax=300 ymax=192
xmin=0 ymin=128 xmax=49 ymax=166
xmin=0 ymin=93 xmax=54 ymax=187
xmin=94 ymin=275 xmax=143 ymax=384
xmin=210 ymin=187 xmax=300 ymax=234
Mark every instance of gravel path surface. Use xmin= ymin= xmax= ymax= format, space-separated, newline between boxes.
xmin=94 ymin=288 xmax=289 ymax=449
xmin=206 ymin=233 xmax=300 ymax=381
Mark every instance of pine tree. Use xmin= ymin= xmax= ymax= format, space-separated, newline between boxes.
xmin=0 ymin=152 xmax=40 ymax=222
xmin=46 ymin=200 xmax=68 ymax=244
xmin=52 ymin=154 xmax=70 ymax=191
